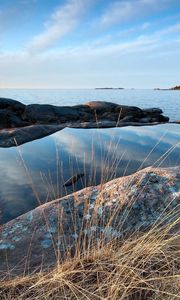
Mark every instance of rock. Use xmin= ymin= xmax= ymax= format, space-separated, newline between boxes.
xmin=24 ymin=104 xmax=58 ymax=123
xmin=138 ymin=117 xmax=152 ymax=123
xmin=0 ymin=109 xmax=28 ymax=129
xmin=115 ymin=105 xmax=142 ymax=117
xmin=0 ymin=110 xmax=13 ymax=128
xmin=152 ymin=114 xmax=169 ymax=123
xmin=0 ymin=99 xmax=171 ymax=147
xmin=24 ymin=105 xmax=80 ymax=123
xmin=85 ymin=101 xmax=119 ymax=112
xmin=54 ymin=106 xmax=80 ymax=121
xmin=63 ymin=173 xmax=85 ymax=187
xmin=85 ymin=101 xmax=142 ymax=119
xmin=170 ymin=85 xmax=180 ymax=90
xmin=0 ymin=125 xmax=65 ymax=147
xmin=0 ymin=166 xmax=179 ymax=277
xmin=142 ymin=108 xmax=163 ymax=114
xmin=155 ymin=86 xmax=180 ymax=90
xmin=169 ymin=121 xmax=180 ymax=124
xmin=72 ymin=104 xmax=91 ymax=113
xmin=120 ymin=115 xmax=138 ymax=122
xmin=70 ymin=121 xmax=117 ymax=128
xmin=0 ymin=98 xmax=25 ymax=113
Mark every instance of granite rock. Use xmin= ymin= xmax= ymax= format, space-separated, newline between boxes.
xmin=0 ymin=166 xmax=179 ymax=278
xmin=0 ymin=98 xmax=171 ymax=147
xmin=0 ymin=125 xmax=65 ymax=147
xmin=0 ymin=98 xmax=25 ymax=113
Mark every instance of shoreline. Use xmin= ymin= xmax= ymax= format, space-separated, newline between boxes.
xmin=0 ymin=98 xmax=171 ymax=147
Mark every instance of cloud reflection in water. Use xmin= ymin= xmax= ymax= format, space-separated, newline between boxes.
xmin=0 ymin=124 xmax=179 ymax=224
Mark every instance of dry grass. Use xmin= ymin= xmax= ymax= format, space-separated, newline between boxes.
xmin=0 ymin=221 xmax=179 ymax=300
xmin=1 ymin=128 xmax=179 ymax=299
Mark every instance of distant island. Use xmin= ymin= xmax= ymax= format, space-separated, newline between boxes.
xmin=154 ymin=85 xmax=180 ymax=90
xmin=170 ymin=85 xmax=180 ymax=90
xmin=95 ymin=87 xmax=124 ymax=90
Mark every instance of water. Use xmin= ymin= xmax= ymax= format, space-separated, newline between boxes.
xmin=0 ymin=89 xmax=179 ymax=224
xmin=0 ymin=88 xmax=179 ymax=121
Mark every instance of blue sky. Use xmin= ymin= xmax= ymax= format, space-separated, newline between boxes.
xmin=0 ymin=0 xmax=180 ymax=88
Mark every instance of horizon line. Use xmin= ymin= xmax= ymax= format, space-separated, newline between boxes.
xmin=0 ymin=87 xmax=175 ymax=90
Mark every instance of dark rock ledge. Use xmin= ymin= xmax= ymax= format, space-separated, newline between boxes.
xmin=0 ymin=98 xmax=171 ymax=147
xmin=0 ymin=166 xmax=179 ymax=278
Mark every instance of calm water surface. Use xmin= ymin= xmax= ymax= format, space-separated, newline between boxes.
xmin=0 ymin=89 xmax=179 ymax=224
xmin=0 ymin=88 xmax=180 ymax=120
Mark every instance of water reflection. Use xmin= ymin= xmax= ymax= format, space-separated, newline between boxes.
xmin=0 ymin=124 xmax=179 ymax=224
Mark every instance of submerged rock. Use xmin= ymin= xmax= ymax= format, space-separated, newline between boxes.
xmin=0 ymin=98 xmax=171 ymax=147
xmin=63 ymin=173 xmax=85 ymax=187
xmin=0 ymin=166 xmax=179 ymax=277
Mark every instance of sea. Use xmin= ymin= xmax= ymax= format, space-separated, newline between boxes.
xmin=0 ymin=89 xmax=179 ymax=224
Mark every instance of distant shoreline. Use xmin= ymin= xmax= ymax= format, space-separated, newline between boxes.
xmin=0 ymin=86 xmax=179 ymax=90
xmin=154 ymin=85 xmax=180 ymax=91
xmin=95 ymin=87 xmax=124 ymax=90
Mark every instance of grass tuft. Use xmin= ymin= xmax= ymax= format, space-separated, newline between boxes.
xmin=1 ymin=222 xmax=179 ymax=300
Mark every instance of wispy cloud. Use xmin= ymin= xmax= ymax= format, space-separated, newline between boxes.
xmin=155 ymin=22 xmax=180 ymax=36
xmin=80 ymin=20 xmax=180 ymax=58
xmin=27 ymin=0 xmax=91 ymax=53
xmin=0 ymin=0 xmax=180 ymax=88
xmin=73 ymin=37 xmax=158 ymax=57
xmin=97 ymin=0 xmax=178 ymax=28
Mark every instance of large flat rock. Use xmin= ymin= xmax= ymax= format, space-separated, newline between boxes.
xmin=0 ymin=98 xmax=25 ymax=112
xmin=0 ymin=98 xmax=171 ymax=147
xmin=0 ymin=166 xmax=179 ymax=278
xmin=0 ymin=124 xmax=65 ymax=147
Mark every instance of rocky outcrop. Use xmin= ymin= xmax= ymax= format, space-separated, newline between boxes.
xmin=0 ymin=98 xmax=170 ymax=147
xmin=155 ymin=85 xmax=180 ymax=90
xmin=170 ymin=85 xmax=180 ymax=90
xmin=0 ymin=125 xmax=64 ymax=147
xmin=0 ymin=166 xmax=179 ymax=278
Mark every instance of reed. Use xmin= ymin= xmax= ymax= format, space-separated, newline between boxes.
xmin=0 ymin=127 xmax=179 ymax=299
xmin=0 ymin=221 xmax=179 ymax=299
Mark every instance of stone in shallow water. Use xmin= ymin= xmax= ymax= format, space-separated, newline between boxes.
xmin=63 ymin=173 xmax=85 ymax=187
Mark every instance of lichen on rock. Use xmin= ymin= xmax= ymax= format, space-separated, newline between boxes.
xmin=0 ymin=166 xmax=179 ymax=277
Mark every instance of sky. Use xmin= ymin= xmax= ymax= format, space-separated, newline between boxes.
xmin=0 ymin=0 xmax=180 ymax=89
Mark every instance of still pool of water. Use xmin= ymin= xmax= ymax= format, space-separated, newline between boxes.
xmin=0 ymin=89 xmax=179 ymax=224
xmin=0 ymin=123 xmax=179 ymax=224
